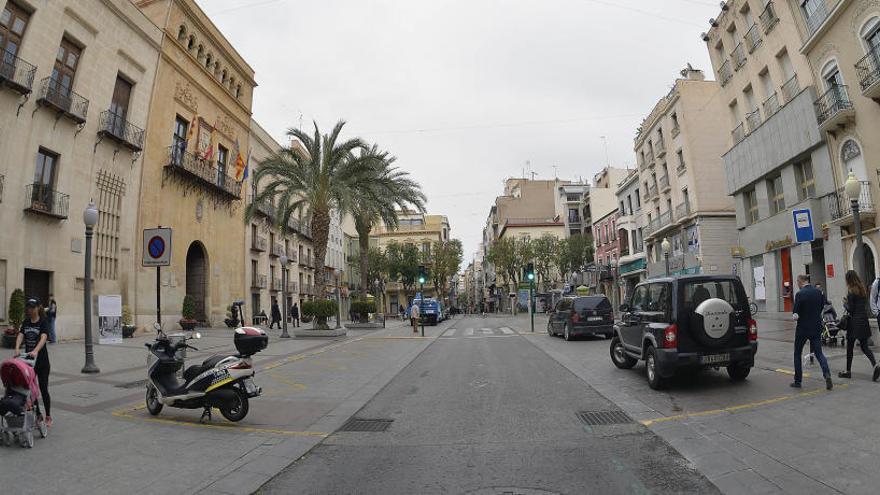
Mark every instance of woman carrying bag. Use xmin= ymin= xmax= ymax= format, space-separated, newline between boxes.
xmin=839 ymin=270 xmax=880 ymax=381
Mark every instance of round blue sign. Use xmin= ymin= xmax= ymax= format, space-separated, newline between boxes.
xmin=148 ymin=236 xmax=165 ymax=259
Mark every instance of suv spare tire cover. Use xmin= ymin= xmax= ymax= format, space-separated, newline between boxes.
xmin=690 ymin=298 xmax=735 ymax=348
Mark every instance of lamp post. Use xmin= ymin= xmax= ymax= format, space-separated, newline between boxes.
xmin=280 ymin=254 xmax=290 ymax=338
xmin=662 ymin=238 xmax=672 ymax=277
xmin=81 ymin=203 xmax=100 ymax=374
xmin=846 ymin=172 xmax=867 ymax=283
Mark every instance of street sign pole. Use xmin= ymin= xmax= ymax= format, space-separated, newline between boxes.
xmin=419 ymin=282 xmax=425 ymax=337
xmin=143 ymin=226 xmax=172 ymax=329
xmin=156 ymin=265 xmax=161 ymax=327
xmin=530 ymin=279 xmax=535 ymax=333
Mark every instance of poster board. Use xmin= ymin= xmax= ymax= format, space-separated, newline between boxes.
xmin=98 ymin=295 xmax=123 ymax=344
xmin=753 ymin=266 xmax=766 ymax=301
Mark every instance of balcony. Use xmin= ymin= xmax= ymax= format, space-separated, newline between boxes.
xmin=251 ymin=236 xmax=267 ymax=252
xmin=763 ymin=92 xmax=780 ymax=118
xmin=299 ymin=255 xmax=314 ymax=269
xmin=647 ymin=183 xmax=658 ymax=200
xmin=286 ymin=281 xmax=298 ymax=294
xmin=745 ymin=109 xmax=762 ymax=134
xmin=97 ymin=110 xmax=144 ymax=152
xmin=675 ymin=201 xmax=691 ymax=221
xmin=827 ymin=181 xmax=875 ymax=226
xmin=285 ymin=248 xmax=297 ymax=262
xmin=745 ymin=24 xmax=762 ymax=53
xmin=671 ymin=123 xmax=680 ymax=138
xmin=658 ymin=174 xmax=670 ymax=192
xmin=251 ymin=274 xmax=267 ymax=290
xmin=732 ymin=122 xmax=746 ymax=144
xmin=300 ymin=284 xmax=314 ymax=296
xmin=164 ymin=146 xmax=242 ymax=200
xmin=781 ymin=75 xmax=800 ymax=103
xmin=567 ymin=214 xmax=582 ymax=225
xmin=655 ymin=138 xmax=666 ymax=158
xmin=760 ymin=1 xmax=779 ymax=33
xmin=814 ymin=86 xmax=855 ymax=133
xmin=719 ymin=60 xmax=733 ymax=87
xmin=676 ymin=160 xmax=687 ymax=175
xmin=856 ymin=47 xmax=880 ymax=100
xmin=254 ymin=197 xmax=276 ymax=220
xmin=645 ymin=149 xmax=655 ymax=167
xmin=270 ymin=243 xmax=284 ymax=258
xmin=803 ymin=0 xmax=829 ymax=36
xmin=271 ymin=277 xmax=283 ymax=292
xmin=0 ymin=50 xmax=37 ymax=95
xmin=24 ymin=184 xmax=69 ymax=219
xmin=287 ymin=216 xmax=312 ymax=239
xmin=731 ymin=43 xmax=747 ymax=71
xmin=35 ymin=77 xmax=89 ymax=124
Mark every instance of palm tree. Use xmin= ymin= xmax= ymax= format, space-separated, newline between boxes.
xmin=351 ymin=146 xmax=426 ymax=299
xmin=246 ymin=121 xmax=379 ymax=299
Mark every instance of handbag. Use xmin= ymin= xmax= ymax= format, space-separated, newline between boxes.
xmin=838 ymin=312 xmax=851 ymax=332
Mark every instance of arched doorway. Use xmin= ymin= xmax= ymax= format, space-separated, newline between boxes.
xmin=186 ymin=241 xmax=208 ymax=321
xmin=864 ymin=243 xmax=877 ymax=283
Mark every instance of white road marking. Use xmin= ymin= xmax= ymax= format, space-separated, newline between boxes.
xmin=464 ymin=328 xmax=474 ymax=336
xmin=442 ymin=328 xmax=457 ymax=337
xmin=499 ymin=327 xmax=514 ymax=334
xmin=481 ymin=328 xmax=493 ymax=334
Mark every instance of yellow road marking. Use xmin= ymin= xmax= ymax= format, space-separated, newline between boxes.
xmin=640 ymin=383 xmax=849 ymax=426
xmin=111 ymin=403 xmax=327 ymax=437
xmin=362 ymin=336 xmax=434 ymax=340
xmin=775 ymin=368 xmax=810 ymax=377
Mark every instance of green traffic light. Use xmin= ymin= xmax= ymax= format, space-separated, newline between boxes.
xmin=419 ymin=277 xmax=426 ymax=284
xmin=527 ymin=273 xmax=534 ymax=281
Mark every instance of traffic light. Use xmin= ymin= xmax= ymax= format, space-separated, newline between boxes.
xmin=526 ymin=262 xmax=535 ymax=282
xmin=418 ymin=265 xmax=427 ymax=285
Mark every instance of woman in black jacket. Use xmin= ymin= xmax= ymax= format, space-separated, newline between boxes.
xmin=840 ymin=270 xmax=880 ymax=381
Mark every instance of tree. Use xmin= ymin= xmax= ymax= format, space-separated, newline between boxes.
xmin=426 ymin=239 xmax=463 ymax=302
xmin=386 ymin=241 xmax=421 ymax=296
xmin=246 ymin=121 xmax=380 ymax=299
xmin=487 ymin=237 xmax=522 ymax=292
xmin=365 ymin=247 xmax=388 ymax=292
xmin=530 ymin=234 xmax=560 ymax=290
xmin=352 ymin=146 xmax=425 ymax=299
xmin=559 ymin=234 xmax=595 ymax=281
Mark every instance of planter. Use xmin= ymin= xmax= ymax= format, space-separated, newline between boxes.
xmin=2 ymin=331 xmax=16 ymax=349
xmin=292 ymin=327 xmax=347 ymax=338
xmin=122 ymin=325 xmax=136 ymax=339
xmin=179 ymin=319 xmax=198 ymax=331
xmin=344 ymin=322 xmax=384 ymax=330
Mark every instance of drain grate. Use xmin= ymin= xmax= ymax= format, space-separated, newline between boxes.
xmin=116 ymin=379 xmax=149 ymax=389
xmin=576 ymin=410 xmax=633 ymax=426
xmin=338 ymin=418 xmax=394 ymax=432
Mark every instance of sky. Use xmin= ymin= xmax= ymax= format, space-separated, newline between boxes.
xmin=203 ymin=0 xmax=720 ymax=266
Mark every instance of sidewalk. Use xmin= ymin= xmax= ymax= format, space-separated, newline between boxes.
xmin=0 ymin=318 xmax=451 ymax=495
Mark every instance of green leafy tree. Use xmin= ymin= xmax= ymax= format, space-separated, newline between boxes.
xmin=386 ymin=241 xmax=421 ymax=295
xmin=426 ymin=239 xmax=463 ymax=302
xmin=530 ymin=234 xmax=560 ymax=289
xmin=8 ymin=289 xmax=25 ymax=328
xmin=246 ymin=121 xmax=381 ymax=298
xmin=559 ymin=234 xmax=595 ymax=280
xmin=487 ymin=237 xmax=521 ymax=291
xmin=365 ymin=247 xmax=388 ymax=291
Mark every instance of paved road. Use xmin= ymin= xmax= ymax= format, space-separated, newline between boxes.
xmin=262 ymin=317 xmax=718 ymax=494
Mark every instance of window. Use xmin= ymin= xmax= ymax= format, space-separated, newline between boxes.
xmin=108 ymin=75 xmax=133 ymax=136
xmin=629 ymin=285 xmax=648 ymax=311
xmin=33 ymin=148 xmax=58 ymax=196
xmin=51 ymin=38 xmax=82 ymax=98
xmin=778 ymin=50 xmax=795 ymax=80
xmin=627 ymin=196 xmax=633 ymax=215
xmin=744 ymin=188 xmax=759 ymax=224
xmin=217 ymin=144 xmax=228 ymax=179
xmin=861 ymin=17 xmax=880 ymax=52
xmin=795 ymin=160 xmax=816 ymax=200
xmin=768 ymin=175 xmax=785 ymax=214
xmin=670 ymin=113 xmax=679 ymax=132
xmin=422 ymin=242 xmax=430 ymax=254
xmin=0 ymin=1 xmax=30 ymax=58
xmin=676 ymin=150 xmax=685 ymax=172
xmin=759 ymin=69 xmax=774 ymax=100
xmin=801 ymin=0 xmax=826 ymax=33
xmin=635 ymin=189 xmax=641 ymax=208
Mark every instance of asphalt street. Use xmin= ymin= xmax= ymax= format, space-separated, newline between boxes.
xmin=261 ymin=316 xmax=718 ymax=495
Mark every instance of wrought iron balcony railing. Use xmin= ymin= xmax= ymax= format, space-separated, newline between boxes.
xmin=270 ymin=243 xmax=284 ymax=257
xmin=732 ymin=122 xmax=746 ymax=144
xmin=675 ymin=201 xmax=691 ymax=220
xmin=647 ymin=183 xmax=658 ymax=199
xmin=655 ymin=138 xmax=666 ymax=157
xmin=781 ymin=75 xmax=801 ymax=103
xmin=856 ymin=46 xmax=880 ymax=93
xmin=36 ymin=77 xmax=88 ymax=124
xmin=271 ymin=277 xmax=283 ymax=292
xmin=745 ymin=24 xmax=762 ymax=53
xmin=719 ymin=60 xmax=733 ymax=86
xmin=763 ymin=92 xmax=780 ymax=118
xmin=671 ymin=124 xmax=680 ymax=138
xmin=746 ymin=109 xmax=762 ymax=133
xmin=251 ymin=236 xmax=267 ymax=252
xmin=658 ymin=174 xmax=670 ymax=191
xmin=251 ymin=274 xmax=267 ymax=289
xmin=165 ymin=146 xmax=242 ymax=199
xmin=804 ymin=0 xmax=829 ymax=36
xmin=97 ymin=110 xmax=144 ymax=151
xmin=732 ymin=42 xmax=747 ymax=70
xmin=814 ymin=85 xmax=853 ymax=127
xmin=0 ymin=50 xmax=36 ymax=94
xmin=760 ymin=1 xmax=779 ymax=33
xmin=24 ymin=183 xmax=69 ymax=219
xmin=827 ymin=181 xmax=874 ymax=221
xmin=286 ymin=281 xmax=298 ymax=294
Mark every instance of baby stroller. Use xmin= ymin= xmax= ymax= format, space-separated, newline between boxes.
xmin=0 ymin=355 xmax=48 ymax=448
xmin=821 ymin=303 xmax=843 ymax=347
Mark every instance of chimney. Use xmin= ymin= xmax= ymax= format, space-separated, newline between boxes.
xmin=680 ymin=63 xmax=705 ymax=81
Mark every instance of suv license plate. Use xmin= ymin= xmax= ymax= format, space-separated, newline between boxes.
xmin=587 ymin=316 xmax=603 ymax=321
xmin=701 ymin=353 xmax=730 ymax=365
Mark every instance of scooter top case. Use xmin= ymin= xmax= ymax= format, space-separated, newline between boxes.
xmin=234 ymin=327 xmax=268 ymax=356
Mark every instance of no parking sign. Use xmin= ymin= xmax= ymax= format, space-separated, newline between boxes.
xmin=143 ymin=228 xmax=172 ymax=267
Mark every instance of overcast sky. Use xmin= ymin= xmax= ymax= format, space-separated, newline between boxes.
xmin=204 ymin=0 xmax=720 ymax=265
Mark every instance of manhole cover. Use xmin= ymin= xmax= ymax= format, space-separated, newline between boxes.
xmin=464 ymin=487 xmax=561 ymax=495
xmin=116 ymin=379 xmax=149 ymax=389
xmin=576 ymin=410 xmax=633 ymax=426
xmin=338 ymin=418 xmax=393 ymax=432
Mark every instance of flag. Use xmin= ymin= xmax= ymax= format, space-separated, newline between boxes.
xmin=242 ymin=150 xmax=251 ymax=181
xmin=202 ymin=124 xmax=215 ymax=161
xmin=234 ymin=137 xmax=247 ymax=181
xmin=187 ymin=114 xmax=198 ymax=151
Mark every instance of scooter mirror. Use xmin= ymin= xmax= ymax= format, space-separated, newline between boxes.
xmin=193 ymin=332 xmax=202 ymax=339
xmin=153 ymin=322 xmax=161 ymax=331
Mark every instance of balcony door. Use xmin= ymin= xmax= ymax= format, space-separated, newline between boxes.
xmin=32 ymin=149 xmax=58 ymax=211
xmin=50 ymin=38 xmax=81 ymax=99
xmin=172 ymin=116 xmax=188 ymax=164
xmin=1 ymin=1 xmax=30 ymax=72
xmin=822 ymin=63 xmax=848 ymax=102
xmin=108 ymin=75 xmax=132 ymax=137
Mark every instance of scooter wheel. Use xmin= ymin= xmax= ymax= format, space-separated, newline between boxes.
xmin=219 ymin=387 xmax=249 ymax=422
xmin=146 ymin=384 xmax=163 ymax=416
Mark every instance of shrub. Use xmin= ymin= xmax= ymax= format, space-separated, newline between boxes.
xmin=8 ymin=289 xmax=25 ymax=328
xmin=302 ymin=299 xmax=337 ymax=319
xmin=122 ymin=305 xmax=133 ymax=326
xmin=181 ymin=295 xmax=197 ymax=321
xmin=350 ymin=300 xmax=376 ymax=322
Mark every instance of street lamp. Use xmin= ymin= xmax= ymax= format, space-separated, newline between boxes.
xmin=661 ymin=238 xmax=671 ymax=277
xmin=846 ymin=172 xmax=867 ymax=283
xmin=81 ymin=202 xmax=100 ymax=374
xmin=280 ymin=254 xmax=290 ymax=338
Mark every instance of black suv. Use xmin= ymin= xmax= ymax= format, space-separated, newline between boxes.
xmin=610 ymin=275 xmax=758 ymax=390
xmin=547 ymin=295 xmax=614 ymax=340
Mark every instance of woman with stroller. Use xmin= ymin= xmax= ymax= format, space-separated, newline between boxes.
xmin=839 ymin=271 xmax=880 ymax=381
xmin=13 ymin=298 xmax=51 ymax=427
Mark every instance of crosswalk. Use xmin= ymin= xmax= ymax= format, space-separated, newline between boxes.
xmin=440 ymin=326 xmax=518 ymax=338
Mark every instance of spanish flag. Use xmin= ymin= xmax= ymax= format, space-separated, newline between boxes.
xmin=187 ymin=114 xmax=198 ymax=151
xmin=234 ymin=137 xmax=247 ymax=181
xmin=202 ymin=124 xmax=215 ymax=161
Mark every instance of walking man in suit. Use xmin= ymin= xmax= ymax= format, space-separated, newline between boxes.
xmin=792 ymin=274 xmax=833 ymax=390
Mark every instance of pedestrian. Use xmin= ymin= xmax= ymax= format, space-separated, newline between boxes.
xmin=410 ymin=301 xmax=420 ymax=334
xmin=791 ymin=274 xmax=833 ymax=390
xmin=46 ymin=294 xmax=57 ymax=343
xmin=270 ymin=300 xmax=281 ymax=329
xmin=839 ymin=271 xmax=880 ymax=381
xmin=291 ymin=303 xmax=300 ymax=328
xmin=14 ymin=298 xmax=52 ymax=427
xmin=870 ymin=276 xmax=880 ymax=341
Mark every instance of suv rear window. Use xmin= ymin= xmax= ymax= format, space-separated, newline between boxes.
xmin=574 ymin=296 xmax=611 ymax=312
xmin=682 ymin=280 xmax=744 ymax=309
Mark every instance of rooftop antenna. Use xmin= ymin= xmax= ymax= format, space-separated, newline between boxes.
xmin=297 ymin=110 xmax=303 ymax=131
xmin=600 ymin=136 xmax=610 ymax=167
xmin=552 ymin=165 xmax=558 ymax=178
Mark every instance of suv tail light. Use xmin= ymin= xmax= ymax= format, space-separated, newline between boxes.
xmin=663 ymin=324 xmax=678 ymax=349
xmin=571 ymin=312 xmax=581 ymax=323
xmin=748 ymin=318 xmax=758 ymax=342
xmin=605 ymin=312 xmax=613 ymax=321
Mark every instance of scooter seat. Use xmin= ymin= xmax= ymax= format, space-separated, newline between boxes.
xmin=183 ymin=355 xmax=231 ymax=383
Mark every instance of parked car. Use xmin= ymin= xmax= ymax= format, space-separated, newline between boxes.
xmin=610 ymin=275 xmax=758 ymax=390
xmin=547 ymin=295 xmax=614 ymax=341
xmin=417 ymin=298 xmax=443 ymax=325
